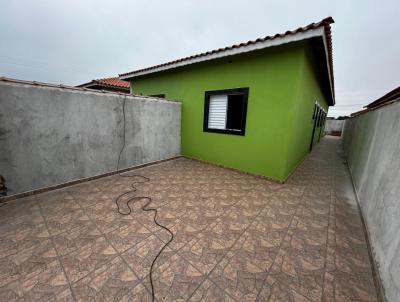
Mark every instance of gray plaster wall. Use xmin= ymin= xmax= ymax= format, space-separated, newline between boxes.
xmin=342 ymin=102 xmax=400 ymax=302
xmin=0 ymin=81 xmax=181 ymax=195
xmin=325 ymin=119 xmax=344 ymax=135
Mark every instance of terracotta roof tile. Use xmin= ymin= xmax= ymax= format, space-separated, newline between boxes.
xmin=0 ymin=76 xmax=178 ymax=103
xmin=119 ymin=17 xmax=334 ymax=89
xmin=94 ymin=77 xmax=130 ymax=89
xmin=77 ymin=77 xmax=130 ymax=90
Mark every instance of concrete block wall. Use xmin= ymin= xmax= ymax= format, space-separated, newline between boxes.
xmin=0 ymin=81 xmax=181 ymax=195
xmin=325 ymin=119 xmax=344 ymax=135
xmin=343 ymin=101 xmax=400 ymax=302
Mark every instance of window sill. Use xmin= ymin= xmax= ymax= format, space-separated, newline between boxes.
xmin=203 ymin=128 xmax=245 ymax=136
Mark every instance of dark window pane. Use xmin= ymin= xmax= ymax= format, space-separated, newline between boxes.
xmin=319 ymin=111 xmax=324 ymax=126
xmin=316 ymin=107 xmax=321 ymax=126
xmin=226 ymin=94 xmax=245 ymax=130
xmin=149 ymin=94 xmax=165 ymax=98
xmin=312 ymin=104 xmax=317 ymax=119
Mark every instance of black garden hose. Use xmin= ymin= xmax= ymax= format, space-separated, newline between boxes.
xmin=114 ymin=95 xmax=174 ymax=301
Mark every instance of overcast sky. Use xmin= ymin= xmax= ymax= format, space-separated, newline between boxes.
xmin=1 ymin=0 xmax=399 ymax=117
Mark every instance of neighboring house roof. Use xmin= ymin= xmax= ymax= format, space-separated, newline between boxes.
xmin=350 ymin=108 xmax=369 ymax=117
xmin=119 ymin=17 xmax=334 ymax=104
xmin=0 ymin=77 xmax=174 ymax=101
xmin=365 ymin=86 xmax=400 ymax=109
xmin=351 ymin=86 xmax=400 ymax=117
xmin=77 ymin=77 xmax=130 ymax=92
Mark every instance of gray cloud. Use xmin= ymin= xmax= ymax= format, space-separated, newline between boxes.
xmin=1 ymin=0 xmax=399 ymax=116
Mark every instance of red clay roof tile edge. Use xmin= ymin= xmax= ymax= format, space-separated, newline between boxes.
xmin=365 ymin=86 xmax=400 ymax=109
xmin=0 ymin=76 xmax=180 ymax=103
xmin=77 ymin=77 xmax=130 ymax=90
xmin=351 ymin=97 xmax=400 ymax=117
xmin=119 ymin=17 xmax=334 ymax=86
xmin=350 ymin=86 xmax=400 ymax=117
xmin=95 ymin=77 xmax=130 ymax=89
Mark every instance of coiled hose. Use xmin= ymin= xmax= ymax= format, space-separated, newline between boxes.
xmin=114 ymin=95 xmax=174 ymax=301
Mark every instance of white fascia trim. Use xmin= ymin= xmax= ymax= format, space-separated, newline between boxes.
xmin=320 ymin=32 xmax=335 ymax=105
xmin=120 ymin=27 xmax=326 ymax=80
xmin=315 ymin=101 xmax=327 ymax=114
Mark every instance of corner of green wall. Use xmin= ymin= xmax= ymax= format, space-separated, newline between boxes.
xmin=130 ymin=42 xmax=328 ymax=182
xmin=283 ymin=42 xmax=331 ymax=179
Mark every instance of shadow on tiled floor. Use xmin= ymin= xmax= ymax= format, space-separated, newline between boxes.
xmin=0 ymin=137 xmax=379 ymax=301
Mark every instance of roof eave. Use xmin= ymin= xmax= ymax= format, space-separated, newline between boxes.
xmin=320 ymin=30 xmax=335 ymax=106
xmin=76 ymin=81 xmax=94 ymax=88
xmin=365 ymin=87 xmax=400 ymax=108
xmin=120 ymin=27 xmax=325 ymax=79
xmin=120 ymin=25 xmax=334 ymax=105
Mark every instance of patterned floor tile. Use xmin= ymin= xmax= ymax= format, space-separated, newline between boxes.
xmin=257 ymin=275 xmax=316 ymax=302
xmin=255 ymin=208 xmax=293 ymax=232
xmin=0 ymin=138 xmax=380 ymax=301
xmin=0 ymin=259 xmax=73 ymax=301
xmin=88 ymin=208 xmax=137 ymax=234
xmin=60 ymin=236 xmax=118 ymax=283
xmin=71 ymin=256 xmax=141 ymax=301
xmin=0 ymin=210 xmax=46 ymax=240
xmin=179 ymin=205 xmax=216 ymax=230
xmin=0 ymin=238 xmax=58 ymax=288
xmin=221 ymin=206 xmax=258 ymax=227
xmin=178 ymin=221 xmax=240 ymax=275
xmin=156 ymin=204 xmax=186 ymax=228
xmin=151 ymin=254 xmax=206 ymax=301
xmin=178 ymin=237 xmax=223 ymax=275
xmin=75 ymin=192 xmax=113 ymax=209
xmin=189 ymin=279 xmax=236 ymax=302
xmin=156 ymin=219 xmax=204 ymax=252
xmin=122 ymin=234 xmax=174 ymax=280
xmin=45 ymin=209 xmax=92 ymax=236
xmin=209 ymin=247 xmax=268 ymax=301
xmin=0 ymin=216 xmax=49 ymax=251
xmin=0 ymin=196 xmax=39 ymax=222
xmin=329 ymin=270 xmax=377 ymax=302
xmin=39 ymin=197 xmax=81 ymax=217
xmin=131 ymin=209 xmax=164 ymax=233
xmin=52 ymin=222 xmax=103 ymax=256
xmin=105 ymin=219 xmax=153 ymax=253
xmin=67 ymin=183 xmax=102 ymax=197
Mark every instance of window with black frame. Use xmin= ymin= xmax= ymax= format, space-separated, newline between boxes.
xmin=203 ymin=88 xmax=249 ymax=136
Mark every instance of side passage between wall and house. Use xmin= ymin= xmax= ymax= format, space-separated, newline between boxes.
xmin=325 ymin=119 xmax=345 ymax=136
xmin=0 ymin=79 xmax=181 ymax=195
xmin=342 ymin=101 xmax=400 ymax=302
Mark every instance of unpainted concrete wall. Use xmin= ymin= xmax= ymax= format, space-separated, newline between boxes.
xmin=343 ymin=102 xmax=400 ymax=302
xmin=325 ymin=119 xmax=344 ymax=135
xmin=0 ymin=81 xmax=181 ymax=195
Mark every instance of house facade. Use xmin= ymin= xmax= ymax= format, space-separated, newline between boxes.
xmin=120 ymin=18 xmax=335 ymax=181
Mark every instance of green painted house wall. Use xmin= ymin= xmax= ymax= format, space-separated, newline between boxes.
xmin=285 ymin=44 xmax=329 ymax=178
xmin=130 ymin=41 xmax=330 ymax=181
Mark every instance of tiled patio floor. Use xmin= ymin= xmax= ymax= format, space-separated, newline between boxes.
xmin=0 ymin=137 xmax=379 ymax=301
